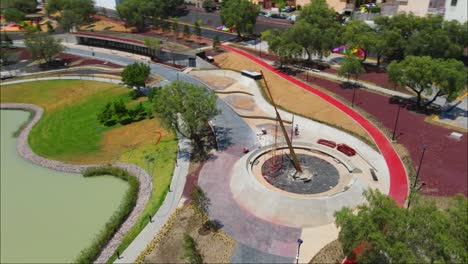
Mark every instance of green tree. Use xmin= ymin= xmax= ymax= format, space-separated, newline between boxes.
xmin=283 ymin=20 xmax=317 ymax=61
xmin=202 ymin=0 xmax=216 ymax=12
xmin=220 ymin=0 xmax=259 ymax=38
xmin=193 ymin=19 xmax=202 ymax=42
xmin=161 ymin=21 xmax=171 ymax=34
xmin=191 ymin=185 xmax=210 ymax=226
xmin=183 ymin=24 xmax=192 ymax=41
xmin=121 ymin=62 xmax=151 ymax=87
xmin=3 ymin=0 xmax=36 ymax=13
xmin=97 ymin=102 xmax=115 ymax=126
xmin=338 ymin=53 xmax=365 ymax=83
xmin=144 ymin=37 xmax=160 ymax=57
xmin=116 ymin=0 xmax=152 ymax=32
xmin=152 ymin=81 xmax=220 ymax=150
xmin=388 ymin=56 xmax=466 ymax=107
xmin=212 ymin=35 xmax=220 ymax=50
xmin=293 ymin=0 xmax=341 ymax=60
xmin=342 ymin=20 xmax=375 ymax=63
xmin=335 ymin=189 xmax=468 ymax=263
xmin=172 ymin=18 xmax=179 ymax=38
xmin=24 ymin=32 xmax=65 ymax=65
xmin=46 ymin=0 xmax=95 ymax=31
xmin=3 ymin=8 xmax=25 ymax=23
xmin=181 ymin=233 xmax=203 ymax=264
xmin=263 ymin=29 xmax=302 ymax=68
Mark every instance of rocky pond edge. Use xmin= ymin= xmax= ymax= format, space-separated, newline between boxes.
xmin=0 ymin=103 xmax=152 ymax=263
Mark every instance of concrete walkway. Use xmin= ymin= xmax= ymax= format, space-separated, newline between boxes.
xmin=1 ymin=76 xmax=120 ymax=85
xmin=222 ymin=44 xmax=408 ymax=206
xmin=115 ymin=134 xmax=192 ymax=263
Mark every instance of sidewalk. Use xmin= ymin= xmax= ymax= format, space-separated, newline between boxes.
xmin=115 ymin=134 xmax=192 ymax=263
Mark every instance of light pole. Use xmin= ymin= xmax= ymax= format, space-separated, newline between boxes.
xmin=296 ymin=239 xmax=303 ymax=264
xmin=351 ymin=86 xmax=357 ymax=107
xmin=407 ymin=144 xmax=428 ymax=209
xmin=391 ymin=104 xmax=402 ymax=141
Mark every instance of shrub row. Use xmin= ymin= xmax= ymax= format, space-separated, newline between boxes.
xmin=97 ymin=100 xmax=149 ymax=126
xmin=74 ymin=166 xmax=139 ymax=263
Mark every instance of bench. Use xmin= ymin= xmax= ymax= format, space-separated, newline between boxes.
xmin=337 ymin=144 xmax=356 ymax=157
xmin=317 ymin=139 xmax=337 ymax=148
xmin=241 ymin=70 xmax=263 ymax=80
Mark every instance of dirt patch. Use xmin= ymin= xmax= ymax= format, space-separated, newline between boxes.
xmin=191 ymin=73 xmax=236 ymax=90
xmin=214 ymin=51 xmax=371 ymax=142
xmin=310 ymin=239 xmax=344 ymax=264
xmin=143 ymin=206 xmax=235 ymax=263
xmin=64 ymin=118 xmax=173 ymax=164
xmin=224 ymin=95 xmax=255 ymax=111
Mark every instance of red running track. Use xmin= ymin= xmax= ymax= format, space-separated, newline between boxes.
xmin=223 ymin=45 xmax=409 ymax=206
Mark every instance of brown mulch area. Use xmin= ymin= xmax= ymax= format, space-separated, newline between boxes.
xmin=310 ymin=240 xmax=344 ymax=264
xmin=143 ymin=206 xmax=235 ymax=264
xmin=56 ymin=53 xmax=122 ymax=68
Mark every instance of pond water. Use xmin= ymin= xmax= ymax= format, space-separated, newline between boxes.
xmin=1 ymin=110 xmax=128 ymax=263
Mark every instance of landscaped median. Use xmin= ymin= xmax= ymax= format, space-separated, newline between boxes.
xmin=0 ymin=80 xmax=177 ymax=262
xmin=221 ymin=45 xmax=408 ymax=206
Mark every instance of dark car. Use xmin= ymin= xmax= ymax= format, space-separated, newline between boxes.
xmin=271 ymin=13 xmax=287 ymax=19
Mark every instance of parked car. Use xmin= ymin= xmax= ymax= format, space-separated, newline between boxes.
xmin=282 ymin=6 xmax=296 ymax=12
xmin=271 ymin=13 xmax=287 ymax=19
xmin=259 ymin=11 xmax=271 ymax=17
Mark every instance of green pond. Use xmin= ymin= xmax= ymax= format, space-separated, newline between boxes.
xmin=1 ymin=110 xmax=128 ymax=263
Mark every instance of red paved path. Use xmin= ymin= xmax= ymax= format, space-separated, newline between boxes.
xmin=223 ymin=45 xmax=409 ymax=206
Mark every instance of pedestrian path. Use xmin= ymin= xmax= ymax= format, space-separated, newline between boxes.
xmin=115 ymin=134 xmax=192 ymax=263
xmin=222 ymin=44 xmax=408 ymax=207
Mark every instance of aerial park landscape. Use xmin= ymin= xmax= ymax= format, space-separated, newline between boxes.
xmin=1 ymin=0 xmax=467 ymax=263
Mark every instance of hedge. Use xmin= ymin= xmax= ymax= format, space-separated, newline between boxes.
xmin=74 ymin=166 xmax=139 ymax=263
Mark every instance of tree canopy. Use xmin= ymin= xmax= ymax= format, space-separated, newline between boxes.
xmin=335 ymin=189 xmax=468 ymax=264
xmin=3 ymin=8 xmax=25 ymax=23
xmin=220 ymin=0 xmax=259 ymax=38
xmin=264 ymin=0 xmax=341 ymax=63
xmin=152 ymin=81 xmax=220 ymax=150
xmin=46 ymin=0 xmax=95 ymax=31
xmin=2 ymin=0 xmax=37 ymax=13
xmin=338 ymin=53 xmax=365 ymax=82
xmin=116 ymin=0 xmax=153 ymax=32
xmin=24 ymin=32 xmax=65 ymax=64
xmin=116 ymin=0 xmax=183 ymax=32
xmin=387 ymin=56 xmax=466 ymax=107
xmin=121 ymin=62 xmax=151 ymax=87
xmin=263 ymin=29 xmax=302 ymax=68
xmin=373 ymin=14 xmax=467 ymax=61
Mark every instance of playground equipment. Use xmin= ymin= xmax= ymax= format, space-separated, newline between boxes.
xmin=332 ymin=45 xmax=366 ymax=58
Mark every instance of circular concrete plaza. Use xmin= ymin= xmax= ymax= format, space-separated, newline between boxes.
xmin=261 ymin=153 xmax=340 ymax=194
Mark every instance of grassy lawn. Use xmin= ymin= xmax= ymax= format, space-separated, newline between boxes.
xmin=1 ymin=80 xmax=178 ymax=261
xmin=109 ymin=141 xmax=177 ymax=262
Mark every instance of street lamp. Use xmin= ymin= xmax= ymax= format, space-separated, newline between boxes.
xmin=414 ymin=144 xmax=428 ymax=190
xmin=296 ymin=239 xmax=303 ymax=264
xmin=391 ymin=104 xmax=403 ymax=141
xmin=351 ymin=86 xmax=357 ymax=107
xmin=407 ymin=144 xmax=428 ymax=209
